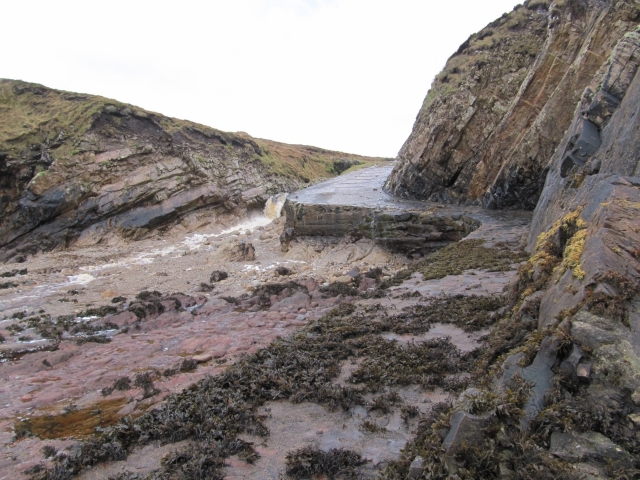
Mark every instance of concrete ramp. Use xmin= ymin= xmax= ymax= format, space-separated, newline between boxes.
xmin=281 ymin=165 xmax=531 ymax=254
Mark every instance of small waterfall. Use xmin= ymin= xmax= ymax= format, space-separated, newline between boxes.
xmin=264 ymin=193 xmax=288 ymax=220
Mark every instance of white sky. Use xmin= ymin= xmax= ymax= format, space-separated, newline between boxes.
xmin=1 ymin=0 xmax=521 ymax=157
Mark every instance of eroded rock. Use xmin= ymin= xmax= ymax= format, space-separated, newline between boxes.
xmin=550 ymin=431 xmax=634 ymax=466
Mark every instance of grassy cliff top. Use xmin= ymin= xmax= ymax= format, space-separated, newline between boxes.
xmin=0 ymin=79 xmax=389 ymax=182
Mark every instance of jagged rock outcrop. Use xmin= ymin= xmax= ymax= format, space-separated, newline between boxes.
xmin=438 ymin=25 xmax=640 ymax=476
xmin=0 ymin=79 xmax=380 ymax=261
xmin=390 ymin=15 xmax=640 ymax=477
xmin=527 ymin=25 xmax=640 ymax=340
xmin=385 ymin=0 xmax=640 ymax=209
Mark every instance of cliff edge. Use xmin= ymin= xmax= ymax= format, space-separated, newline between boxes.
xmin=0 ymin=79 xmax=383 ymax=261
xmin=385 ymin=0 xmax=640 ymax=209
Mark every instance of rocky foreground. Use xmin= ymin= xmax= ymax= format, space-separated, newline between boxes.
xmin=1 ymin=0 xmax=640 ymax=478
xmin=1 ymin=199 xmax=534 ymax=479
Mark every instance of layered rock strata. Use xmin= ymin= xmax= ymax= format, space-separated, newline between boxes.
xmin=281 ymin=201 xmax=481 ymax=255
xmin=386 ymin=0 xmax=640 ymax=209
xmin=0 ymin=80 xmax=382 ymax=261
xmin=435 ymin=25 xmax=640 ymax=477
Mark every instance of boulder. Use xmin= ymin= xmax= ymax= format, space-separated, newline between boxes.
xmin=210 ymin=271 xmax=228 ymax=283
xmin=576 ymin=363 xmax=591 ymax=383
xmin=275 ymin=266 xmax=292 ymax=276
xmin=227 ymin=241 xmax=255 ymax=262
xmin=560 ymin=344 xmax=583 ymax=380
xmin=407 ymin=456 xmax=425 ymax=479
xmin=192 ymin=353 xmax=212 ymax=363
xmin=499 ymin=336 xmax=562 ymax=430
xmin=442 ymin=410 xmax=490 ymax=455
xmin=571 ymin=321 xmax=622 ymax=351
xmin=550 ymin=431 xmax=634 ymax=466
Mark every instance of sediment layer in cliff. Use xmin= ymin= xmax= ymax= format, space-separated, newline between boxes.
xmin=0 ymin=79 xmax=384 ymax=260
xmin=385 ymin=0 xmax=640 ymax=209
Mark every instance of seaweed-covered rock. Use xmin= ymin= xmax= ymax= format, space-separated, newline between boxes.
xmin=224 ymin=241 xmax=256 ymax=262
xmin=209 ymin=270 xmax=228 ymax=283
xmin=550 ymin=431 xmax=634 ymax=465
xmin=442 ymin=410 xmax=491 ymax=455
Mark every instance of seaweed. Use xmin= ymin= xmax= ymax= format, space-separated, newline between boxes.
xmin=360 ymin=420 xmax=386 ymax=433
xmin=391 ymin=295 xmax=506 ymax=334
xmin=24 ymin=293 xmax=531 ymax=479
xmin=368 ymin=391 xmax=402 ymax=414
xmin=136 ymin=290 xmax=162 ymax=301
xmin=41 ymin=445 xmax=57 ymax=458
xmin=0 ymin=268 xmax=27 ymax=277
xmin=179 ymin=358 xmax=198 ymax=372
xmin=102 ymin=377 xmax=132 ymax=397
xmin=348 ymin=337 xmax=462 ymax=391
xmin=79 ymin=306 xmax=118 ymax=318
xmin=75 ymin=335 xmax=111 ymax=345
xmin=7 ymin=323 xmax=25 ymax=333
xmin=159 ymin=442 xmax=226 ymax=480
xmin=380 ymin=239 xmax=528 ymax=289
xmin=134 ymin=372 xmax=160 ymax=399
xmin=320 ymin=282 xmax=360 ymax=297
xmin=209 ymin=271 xmax=228 ymax=283
xmin=253 ymin=281 xmax=308 ymax=297
xmin=285 ymin=446 xmax=367 ymax=479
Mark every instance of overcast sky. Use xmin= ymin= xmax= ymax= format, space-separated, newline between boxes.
xmin=2 ymin=1 xmax=521 ymax=157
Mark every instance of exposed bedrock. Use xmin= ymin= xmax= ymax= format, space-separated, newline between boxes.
xmin=527 ymin=25 xmax=640 ymax=331
xmin=432 ymin=22 xmax=640 ymax=476
xmin=385 ymin=0 xmax=640 ymax=210
xmin=280 ymin=163 xmax=532 ymax=255
xmin=0 ymin=80 xmax=382 ymax=261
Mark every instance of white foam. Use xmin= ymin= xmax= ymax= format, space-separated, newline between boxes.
xmin=181 ymin=214 xmax=273 ymax=250
xmin=67 ymin=273 xmax=96 ymax=285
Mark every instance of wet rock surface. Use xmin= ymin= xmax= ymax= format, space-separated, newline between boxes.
xmin=0 ymin=79 xmax=385 ymax=261
xmin=0 ymin=184 xmax=532 ymax=479
xmin=283 ymin=164 xmax=531 ymax=255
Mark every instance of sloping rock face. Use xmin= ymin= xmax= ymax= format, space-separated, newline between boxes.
xmin=385 ymin=0 xmax=640 ymax=209
xmin=447 ymin=25 xmax=640 ymax=476
xmin=528 ymin=26 xmax=640 ymax=336
xmin=0 ymin=80 xmax=380 ymax=261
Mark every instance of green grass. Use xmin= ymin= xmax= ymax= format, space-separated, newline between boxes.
xmin=0 ymin=78 xmax=387 ymax=187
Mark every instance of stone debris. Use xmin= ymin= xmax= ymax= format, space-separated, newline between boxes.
xmin=407 ymin=456 xmax=425 ymax=479
xmin=550 ymin=431 xmax=634 ymax=465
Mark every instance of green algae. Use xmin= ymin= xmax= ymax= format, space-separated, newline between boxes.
xmin=380 ymin=239 xmax=528 ymax=289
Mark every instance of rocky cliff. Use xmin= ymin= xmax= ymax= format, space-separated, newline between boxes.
xmin=385 ymin=0 xmax=640 ymax=209
xmin=0 ymin=79 xmax=383 ymax=261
